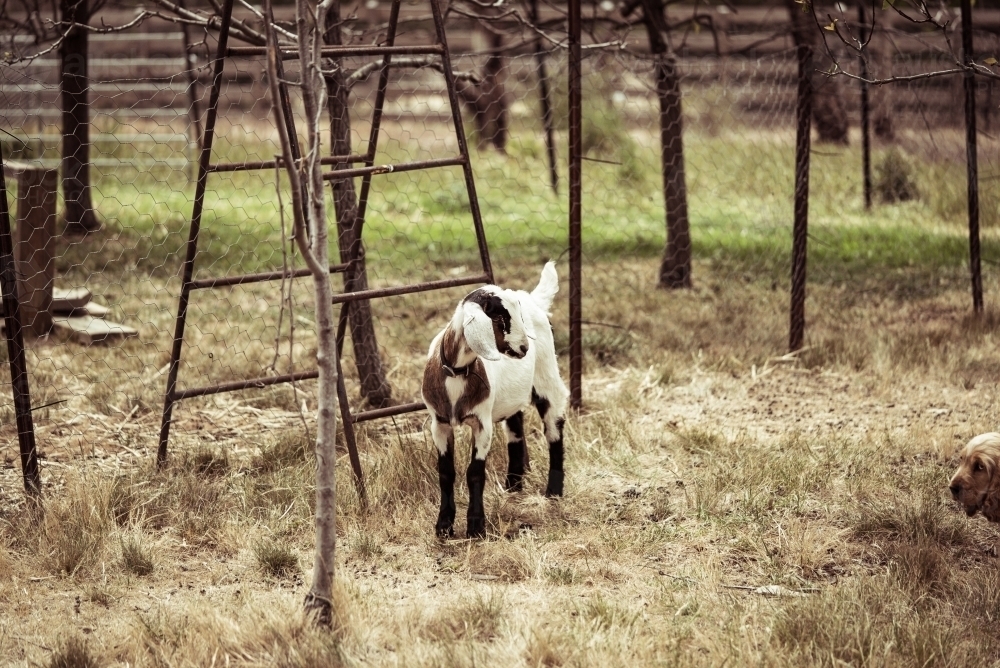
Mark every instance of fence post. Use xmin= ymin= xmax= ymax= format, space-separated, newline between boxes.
xmin=0 ymin=155 xmax=41 ymax=497
xmin=961 ymin=0 xmax=983 ymax=314
xmin=789 ymin=42 xmax=813 ymax=353
xmin=858 ymin=3 xmax=872 ymax=211
xmin=568 ymin=0 xmax=582 ymax=409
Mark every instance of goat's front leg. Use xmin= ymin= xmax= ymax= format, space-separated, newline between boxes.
xmin=467 ymin=415 xmax=493 ymax=538
xmin=431 ymin=420 xmax=456 ymax=537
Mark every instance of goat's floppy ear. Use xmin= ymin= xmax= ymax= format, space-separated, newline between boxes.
xmin=463 ymin=303 xmax=501 ymax=361
xmin=983 ymin=456 xmax=1000 ymax=522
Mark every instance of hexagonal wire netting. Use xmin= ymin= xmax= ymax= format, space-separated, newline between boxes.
xmin=1 ymin=2 xmax=999 ymax=497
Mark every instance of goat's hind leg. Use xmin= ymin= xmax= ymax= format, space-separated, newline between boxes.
xmin=431 ymin=420 xmax=457 ymax=537
xmin=504 ymin=411 xmax=527 ymax=492
xmin=532 ymin=388 xmax=566 ymax=497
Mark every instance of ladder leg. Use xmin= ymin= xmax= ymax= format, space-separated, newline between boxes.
xmin=268 ymin=4 xmax=309 ymax=230
xmin=430 ymin=0 xmax=493 ymax=283
xmin=335 ymin=304 xmax=368 ymax=507
xmin=354 ymin=0 xmax=401 ymax=240
xmin=158 ymin=0 xmax=238 ymax=465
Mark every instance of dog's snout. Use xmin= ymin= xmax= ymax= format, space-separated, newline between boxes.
xmin=950 ymin=483 xmax=962 ymax=498
xmin=519 ymin=345 xmax=528 ymax=355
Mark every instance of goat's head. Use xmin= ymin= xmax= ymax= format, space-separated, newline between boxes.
xmin=460 ymin=287 xmax=529 ymax=362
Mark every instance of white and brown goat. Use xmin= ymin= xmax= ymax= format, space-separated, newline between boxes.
xmin=421 ymin=262 xmax=568 ymax=538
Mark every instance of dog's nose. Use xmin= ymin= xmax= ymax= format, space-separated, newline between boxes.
xmin=519 ymin=345 xmax=528 ymax=355
xmin=950 ymin=483 xmax=961 ymax=498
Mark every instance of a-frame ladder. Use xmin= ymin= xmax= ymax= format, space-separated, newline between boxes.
xmin=157 ymin=0 xmax=494 ymax=501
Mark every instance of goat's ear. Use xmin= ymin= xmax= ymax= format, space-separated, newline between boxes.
xmin=463 ymin=304 xmax=501 ymax=361
xmin=984 ymin=457 xmax=1000 ymax=522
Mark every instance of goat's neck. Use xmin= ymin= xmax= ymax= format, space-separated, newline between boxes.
xmin=441 ymin=315 xmax=478 ymax=370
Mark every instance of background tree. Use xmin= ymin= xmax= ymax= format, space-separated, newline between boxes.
xmin=455 ymin=29 xmax=510 ymax=153
xmin=624 ymin=0 xmax=692 ymax=289
xmin=263 ymin=0 xmax=339 ymax=626
xmin=322 ymin=0 xmax=393 ymax=409
xmin=786 ymin=0 xmax=849 ymax=144
xmin=0 ymin=0 xmax=107 ymax=235
xmin=60 ymin=0 xmax=101 ymax=235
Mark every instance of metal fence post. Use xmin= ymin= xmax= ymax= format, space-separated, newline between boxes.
xmin=858 ymin=3 xmax=872 ymax=211
xmin=961 ymin=0 xmax=983 ymax=314
xmin=0 ymin=155 xmax=40 ymax=497
xmin=568 ymin=0 xmax=583 ymax=409
xmin=789 ymin=42 xmax=813 ymax=353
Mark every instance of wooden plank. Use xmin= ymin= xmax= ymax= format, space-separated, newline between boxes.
xmin=51 ymin=300 xmax=110 ymax=318
xmin=51 ymin=315 xmax=137 ymax=345
xmin=52 ymin=287 xmax=93 ymax=311
xmin=0 ymin=288 xmax=95 ymax=317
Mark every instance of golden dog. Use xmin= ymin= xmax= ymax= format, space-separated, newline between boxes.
xmin=950 ymin=433 xmax=1000 ymax=521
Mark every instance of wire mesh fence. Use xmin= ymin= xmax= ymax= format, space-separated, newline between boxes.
xmin=2 ymin=2 xmax=1000 ymax=498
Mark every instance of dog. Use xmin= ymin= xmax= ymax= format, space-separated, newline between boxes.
xmin=949 ymin=432 xmax=1000 ymax=521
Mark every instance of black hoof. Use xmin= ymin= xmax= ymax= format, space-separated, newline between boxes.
xmin=505 ymin=472 xmax=524 ymax=492
xmin=436 ymin=515 xmax=455 ymax=538
xmin=544 ymin=470 xmax=564 ymax=497
xmin=467 ymin=516 xmax=486 ymax=538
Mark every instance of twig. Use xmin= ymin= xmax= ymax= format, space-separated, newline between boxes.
xmin=345 ymin=56 xmax=482 ymax=87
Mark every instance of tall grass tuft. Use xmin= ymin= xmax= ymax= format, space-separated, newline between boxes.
xmin=253 ymin=539 xmax=298 ymax=578
xmin=874 ymin=148 xmax=919 ymax=203
xmin=46 ymin=636 xmax=100 ymax=668
xmin=120 ymin=535 xmax=155 ymax=576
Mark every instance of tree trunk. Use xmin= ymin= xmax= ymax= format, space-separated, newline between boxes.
xmin=456 ymin=31 xmax=509 ymax=153
xmin=263 ymin=0 xmax=339 ymax=627
xmin=529 ymin=0 xmax=557 ymax=192
xmin=322 ymin=3 xmax=392 ymax=409
xmin=786 ymin=0 xmax=849 ymax=145
xmin=59 ymin=0 xmax=100 ymax=235
xmin=638 ymin=0 xmax=692 ymax=289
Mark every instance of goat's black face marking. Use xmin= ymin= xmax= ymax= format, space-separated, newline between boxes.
xmin=465 ymin=289 xmax=512 ymax=334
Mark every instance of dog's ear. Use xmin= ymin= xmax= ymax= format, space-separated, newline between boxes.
xmin=463 ymin=303 xmax=501 ymax=361
xmin=982 ymin=453 xmax=1000 ymax=522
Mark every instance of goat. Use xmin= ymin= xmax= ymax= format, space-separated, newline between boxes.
xmin=421 ymin=262 xmax=568 ymax=538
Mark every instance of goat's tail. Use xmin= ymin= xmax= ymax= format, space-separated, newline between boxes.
xmin=530 ymin=261 xmax=559 ymax=311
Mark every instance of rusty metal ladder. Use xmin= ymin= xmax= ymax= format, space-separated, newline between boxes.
xmin=157 ymin=0 xmax=494 ymax=500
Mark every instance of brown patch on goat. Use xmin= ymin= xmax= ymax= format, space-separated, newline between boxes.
xmin=422 ymin=353 xmax=452 ymax=424
xmin=456 ymin=361 xmax=491 ymax=422
xmin=423 ymin=329 xmax=492 ymax=425
xmin=441 ymin=328 xmax=464 ymax=368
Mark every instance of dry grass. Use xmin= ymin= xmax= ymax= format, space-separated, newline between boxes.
xmin=4 ymin=249 xmax=1000 ymax=665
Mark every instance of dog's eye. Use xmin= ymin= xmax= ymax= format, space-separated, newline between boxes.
xmin=975 ymin=462 xmax=985 ymax=472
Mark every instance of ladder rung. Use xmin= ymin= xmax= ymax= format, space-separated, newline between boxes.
xmin=228 ymin=45 xmax=445 ymax=59
xmin=189 ymin=264 xmax=349 ymax=290
xmin=323 ymin=156 xmax=465 ymax=181
xmin=352 ymin=401 xmax=426 ymax=423
xmin=331 ymin=274 xmax=488 ymax=305
xmin=172 ymin=370 xmax=319 ymax=401
xmin=208 ymin=154 xmax=368 ymax=174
